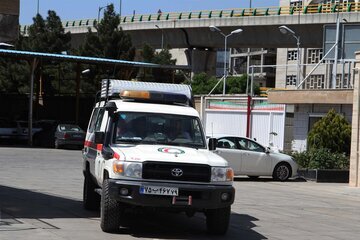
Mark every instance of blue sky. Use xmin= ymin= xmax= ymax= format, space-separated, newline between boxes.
xmin=20 ymin=0 xmax=279 ymax=24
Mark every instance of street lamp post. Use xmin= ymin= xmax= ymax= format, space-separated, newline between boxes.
xmin=119 ymin=0 xmax=122 ymax=17
xmin=279 ymin=25 xmax=301 ymax=86
xmin=155 ymin=25 xmax=164 ymax=50
xmin=209 ymin=26 xmax=243 ymax=95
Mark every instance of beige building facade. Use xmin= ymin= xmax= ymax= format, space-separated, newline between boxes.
xmin=269 ymin=0 xmax=360 ymax=186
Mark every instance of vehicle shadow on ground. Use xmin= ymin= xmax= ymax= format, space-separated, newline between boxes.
xmin=234 ymin=176 xmax=306 ymax=183
xmin=0 ymin=184 xmax=266 ymax=239
xmin=107 ymin=209 xmax=267 ymax=239
xmin=0 ymin=185 xmax=98 ymax=220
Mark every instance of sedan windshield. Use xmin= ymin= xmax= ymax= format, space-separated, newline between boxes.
xmin=114 ymin=112 xmax=205 ymax=148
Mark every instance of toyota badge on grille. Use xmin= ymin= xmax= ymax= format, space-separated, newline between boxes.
xmin=171 ymin=168 xmax=183 ymax=177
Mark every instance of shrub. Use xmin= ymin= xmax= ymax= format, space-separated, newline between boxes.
xmin=307 ymin=109 xmax=351 ymax=155
xmin=291 ymin=151 xmax=310 ymax=169
xmin=291 ymin=148 xmax=349 ymax=170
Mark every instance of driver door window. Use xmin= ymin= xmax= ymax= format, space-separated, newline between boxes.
xmin=237 ymin=138 xmax=265 ymax=153
xmin=217 ymin=138 xmax=236 ymax=149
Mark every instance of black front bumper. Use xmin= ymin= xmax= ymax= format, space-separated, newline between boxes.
xmin=108 ymin=179 xmax=235 ymax=210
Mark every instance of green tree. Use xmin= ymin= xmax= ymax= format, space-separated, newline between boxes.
xmin=307 ymin=109 xmax=351 ymax=155
xmin=0 ymin=11 xmax=72 ymax=94
xmin=23 ymin=12 xmax=71 ymax=53
xmin=189 ymin=73 xmax=259 ymax=95
xmin=25 ymin=11 xmax=72 ymax=95
xmin=138 ymin=43 xmax=178 ymax=83
xmin=80 ymin=4 xmax=135 ymax=93
xmin=188 ymin=72 xmax=220 ymax=95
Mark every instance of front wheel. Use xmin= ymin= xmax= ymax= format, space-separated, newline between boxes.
xmin=273 ymin=163 xmax=291 ymax=181
xmin=100 ymin=179 xmax=122 ymax=233
xmin=205 ymin=206 xmax=231 ymax=235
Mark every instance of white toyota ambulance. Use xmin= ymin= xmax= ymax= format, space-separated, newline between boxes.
xmin=82 ymin=80 xmax=235 ymax=234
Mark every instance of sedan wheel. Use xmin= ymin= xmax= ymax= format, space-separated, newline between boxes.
xmin=273 ymin=163 xmax=291 ymax=181
xmin=54 ymin=139 xmax=60 ymax=149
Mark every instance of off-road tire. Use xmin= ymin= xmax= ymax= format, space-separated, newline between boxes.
xmin=100 ymin=179 xmax=121 ymax=233
xmin=206 ymin=206 xmax=231 ymax=235
xmin=83 ymin=174 xmax=100 ymax=210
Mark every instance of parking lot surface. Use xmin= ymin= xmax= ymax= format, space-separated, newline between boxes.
xmin=1 ymin=147 xmax=360 ymax=240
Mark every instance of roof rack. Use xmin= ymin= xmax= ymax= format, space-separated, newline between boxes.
xmin=100 ymin=79 xmax=193 ymax=106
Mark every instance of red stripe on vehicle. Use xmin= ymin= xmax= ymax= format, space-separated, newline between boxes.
xmin=96 ymin=144 xmax=103 ymax=151
xmin=113 ymin=152 xmax=120 ymax=160
xmin=84 ymin=141 xmax=92 ymax=147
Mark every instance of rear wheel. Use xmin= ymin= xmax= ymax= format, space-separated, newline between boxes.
xmin=273 ymin=163 xmax=291 ymax=181
xmin=100 ymin=179 xmax=122 ymax=232
xmin=205 ymin=206 xmax=231 ymax=235
xmin=54 ymin=139 xmax=60 ymax=149
xmin=83 ymin=173 xmax=100 ymax=210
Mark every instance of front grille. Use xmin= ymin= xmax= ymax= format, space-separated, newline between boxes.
xmin=142 ymin=161 xmax=211 ymax=182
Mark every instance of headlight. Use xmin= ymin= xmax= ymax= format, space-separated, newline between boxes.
xmin=124 ymin=162 xmax=142 ymax=178
xmin=113 ymin=161 xmax=142 ymax=178
xmin=211 ymin=167 xmax=234 ymax=182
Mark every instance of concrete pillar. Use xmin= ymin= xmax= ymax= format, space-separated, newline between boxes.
xmin=349 ymin=51 xmax=360 ymax=187
xmin=185 ymin=48 xmax=216 ymax=76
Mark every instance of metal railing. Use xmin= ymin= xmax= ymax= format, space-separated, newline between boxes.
xmin=20 ymin=2 xmax=360 ymax=35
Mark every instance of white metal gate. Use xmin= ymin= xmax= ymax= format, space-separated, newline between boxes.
xmin=201 ymin=96 xmax=286 ymax=150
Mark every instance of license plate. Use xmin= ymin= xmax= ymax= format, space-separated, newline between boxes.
xmin=73 ymin=134 xmax=82 ymax=138
xmin=139 ymin=186 xmax=178 ymax=196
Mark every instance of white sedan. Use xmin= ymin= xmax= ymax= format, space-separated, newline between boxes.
xmin=213 ymin=135 xmax=298 ymax=181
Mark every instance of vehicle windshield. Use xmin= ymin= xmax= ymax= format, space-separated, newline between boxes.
xmin=114 ymin=112 xmax=206 ymax=148
xmin=59 ymin=124 xmax=82 ymax=132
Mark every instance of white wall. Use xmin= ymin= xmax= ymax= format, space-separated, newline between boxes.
xmin=204 ymin=108 xmax=285 ymax=150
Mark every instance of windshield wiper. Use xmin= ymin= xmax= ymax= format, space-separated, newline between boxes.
xmin=116 ymin=137 xmax=142 ymax=143
xmin=166 ymin=141 xmax=204 ymax=148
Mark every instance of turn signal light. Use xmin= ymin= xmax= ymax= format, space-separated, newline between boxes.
xmin=113 ymin=161 xmax=124 ymax=174
xmin=226 ymin=168 xmax=234 ymax=181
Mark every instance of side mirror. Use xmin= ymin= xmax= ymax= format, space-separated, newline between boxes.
xmin=265 ymin=147 xmax=270 ymax=154
xmin=102 ymin=146 xmax=114 ymax=160
xmin=94 ymin=131 xmax=105 ymax=144
xmin=208 ymin=138 xmax=217 ymax=151
xmin=105 ymin=102 xmax=117 ymax=116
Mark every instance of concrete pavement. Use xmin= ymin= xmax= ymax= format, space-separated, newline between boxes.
xmin=1 ymin=147 xmax=360 ymax=240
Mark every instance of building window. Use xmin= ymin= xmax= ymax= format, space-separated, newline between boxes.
xmin=336 ymin=74 xmax=352 ymax=89
xmin=286 ymin=75 xmax=297 ymax=86
xmin=290 ymin=0 xmax=303 ymax=8
xmin=287 ymin=50 xmax=298 ymax=61
xmin=307 ymin=49 xmax=323 ymax=64
xmin=305 ymin=75 xmax=325 ymax=89
xmin=308 ymin=115 xmax=325 ymax=134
